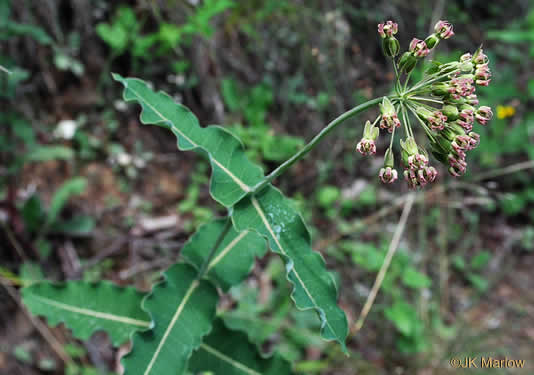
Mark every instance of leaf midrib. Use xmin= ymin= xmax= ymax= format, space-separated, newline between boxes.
xmin=251 ymin=197 xmax=337 ymax=337
xmin=30 ymin=295 xmax=151 ymax=328
xmin=124 ymin=81 xmax=251 ymax=194
xmin=200 ymin=343 xmax=262 ymax=375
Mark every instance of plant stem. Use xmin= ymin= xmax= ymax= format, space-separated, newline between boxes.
xmin=250 ymin=97 xmax=382 ymax=194
xmin=197 ymin=219 xmax=232 ymax=279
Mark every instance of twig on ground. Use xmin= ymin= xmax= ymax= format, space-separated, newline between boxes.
xmin=1 ymin=282 xmax=73 ymax=365
xmin=352 ymin=192 xmax=416 ymax=334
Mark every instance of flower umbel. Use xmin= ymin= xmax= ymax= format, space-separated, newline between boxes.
xmin=358 ymin=20 xmax=493 ymax=189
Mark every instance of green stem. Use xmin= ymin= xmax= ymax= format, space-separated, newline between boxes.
xmin=250 ymin=97 xmax=382 ymax=194
xmin=196 ymin=219 xmax=232 ymax=280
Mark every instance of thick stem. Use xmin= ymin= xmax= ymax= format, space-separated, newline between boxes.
xmin=250 ymin=97 xmax=382 ymax=194
xmin=197 ymin=219 xmax=232 ymax=280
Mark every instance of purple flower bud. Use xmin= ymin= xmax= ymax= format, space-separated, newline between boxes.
xmin=475 ymin=106 xmax=493 ymax=125
xmin=449 ymin=76 xmax=475 ymax=99
xmin=380 ymin=114 xmax=401 ymax=133
xmin=379 ymin=167 xmax=398 ymax=184
xmin=378 ymin=21 xmax=398 ymax=39
xmin=468 ymin=132 xmax=480 ymax=149
xmin=456 ymin=108 xmax=474 ymax=132
xmin=409 ymin=38 xmax=430 ymax=58
xmin=407 ymin=153 xmax=429 ymax=170
xmin=447 ymin=153 xmax=468 ymax=176
xmin=356 ymin=139 xmax=377 ymax=156
xmin=404 ymin=169 xmax=419 ymax=189
xmin=429 ymin=111 xmax=448 ymax=131
xmin=379 ymin=98 xmax=401 ymax=133
xmin=434 ymin=20 xmax=454 ymax=39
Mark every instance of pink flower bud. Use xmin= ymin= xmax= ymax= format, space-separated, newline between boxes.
xmin=407 ymin=153 xmax=429 ymax=170
xmin=434 ymin=20 xmax=454 ymax=39
xmin=404 ymin=169 xmax=419 ymax=189
xmin=356 ymin=139 xmax=377 ymax=156
xmin=475 ymin=106 xmax=493 ymax=125
xmin=473 ymin=48 xmax=489 ymax=65
xmin=409 ymin=38 xmax=430 ymax=58
xmin=466 ymin=94 xmax=479 ymax=106
xmin=448 ymin=153 xmax=467 ymax=176
xmin=429 ymin=110 xmax=448 ymax=131
xmin=378 ymin=21 xmax=398 ymax=38
xmin=456 ymin=108 xmax=474 ymax=132
xmin=449 ymin=76 xmax=475 ymax=99
xmin=379 ymin=167 xmax=398 ymax=184
xmin=468 ymin=132 xmax=480 ymax=149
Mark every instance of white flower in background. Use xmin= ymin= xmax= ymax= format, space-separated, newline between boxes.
xmin=54 ymin=119 xmax=77 ymax=140
xmin=114 ymin=100 xmax=128 ymax=112
xmin=117 ymin=152 xmax=132 ymax=166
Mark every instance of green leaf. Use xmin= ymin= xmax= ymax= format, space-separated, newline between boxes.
xmin=47 ymin=177 xmax=88 ymax=225
xmin=232 ymin=186 xmax=348 ymax=351
xmin=401 ymin=267 xmax=431 ymax=289
xmin=384 ymin=301 xmax=417 ymax=336
xmin=26 ymin=145 xmax=74 ymax=162
xmin=21 ymin=281 xmax=150 ymax=346
xmin=113 ymin=74 xmax=264 ymax=207
xmin=189 ymin=319 xmax=293 ymax=375
xmin=123 ymin=263 xmax=217 ymax=375
xmin=470 ymin=251 xmax=491 ymax=270
xmin=51 ymin=215 xmax=96 ymax=236
xmin=182 ymin=218 xmax=266 ymax=292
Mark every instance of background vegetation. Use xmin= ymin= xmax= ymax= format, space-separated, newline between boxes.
xmin=1 ymin=0 xmax=533 ymax=374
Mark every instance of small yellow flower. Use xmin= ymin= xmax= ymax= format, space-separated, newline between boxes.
xmin=496 ymin=105 xmax=516 ymax=119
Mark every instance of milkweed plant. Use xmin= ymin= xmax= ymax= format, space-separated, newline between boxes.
xmin=20 ymin=20 xmax=492 ymax=374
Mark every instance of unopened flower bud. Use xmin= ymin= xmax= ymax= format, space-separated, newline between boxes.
xmin=432 ymin=82 xmax=450 ymax=96
xmin=400 ymin=137 xmax=419 ymax=158
xmin=425 ymin=34 xmax=440 ymax=49
xmin=378 ymin=21 xmax=398 ymax=38
xmin=398 ymin=51 xmax=418 ymax=73
xmin=475 ymin=106 xmax=493 ymax=125
xmin=409 ymin=38 xmax=430 ymax=58
xmin=382 ymin=36 xmax=400 ymax=57
xmin=442 ymin=105 xmax=459 ymax=121
xmin=434 ymin=20 xmax=454 ymax=39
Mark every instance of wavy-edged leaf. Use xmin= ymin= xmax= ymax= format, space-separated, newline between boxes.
xmin=189 ymin=319 xmax=293 ymax=375
xmin=123 ymin=263 xmax=217 ymax=375
xmin=21 ymin=281 xmax=150 ymax=346
xmin=113 ymin=74 xmax=264 ymax=207
xmin=232 ymin=186 xmax=348 ymax=351
xmin=182 ymin=218 xmax=266 ymax=292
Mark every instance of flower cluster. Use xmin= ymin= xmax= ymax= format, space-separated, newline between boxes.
xmin=356 ymin=20 xmax=493 ymax=189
